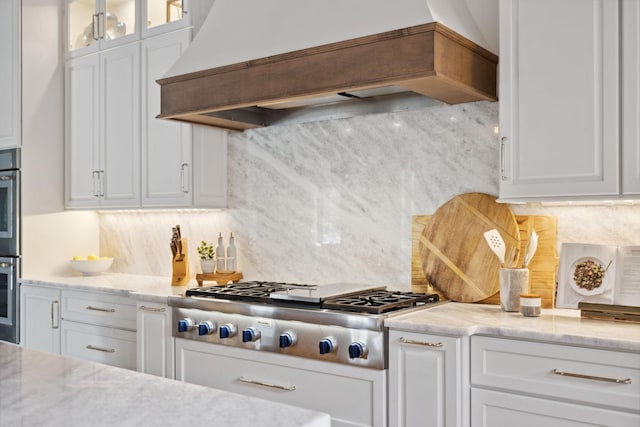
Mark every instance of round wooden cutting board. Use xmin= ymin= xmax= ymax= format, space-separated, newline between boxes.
xmin=419 ymin=193 xmax=520 ymax=302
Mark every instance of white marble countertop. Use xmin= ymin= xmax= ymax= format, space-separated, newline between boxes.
xmin=0 ymin=342 xmax=330 ymax=427
xmin=385 ymin=302 xmax=640 ymax=352
xmin=20 ymin=273 xmax=191 ymax=303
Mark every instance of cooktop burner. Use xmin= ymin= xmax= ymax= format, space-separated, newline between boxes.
xmin=185 ymin=281 xmax=316 ymax=303
xmin=185 ymin=281 xmax=439 ymax=314
xmin=323 ymin=289 xmax=439 ymax=314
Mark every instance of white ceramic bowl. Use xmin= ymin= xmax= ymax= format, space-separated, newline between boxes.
xmin=69 ymin=257 xmax=114 ymax=274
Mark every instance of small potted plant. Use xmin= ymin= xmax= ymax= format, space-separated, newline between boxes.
xmin=196 ymin=240 xmax=215 ymax=273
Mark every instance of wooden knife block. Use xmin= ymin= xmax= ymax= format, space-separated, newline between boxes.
xmin=171 ymin=237 xmax=190 ymax=286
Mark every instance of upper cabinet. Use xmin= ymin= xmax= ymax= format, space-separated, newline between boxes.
xmin=622 ymin=0 xmax=640 ymax=195
xmin=65 ymin=2 xmax=224 ymax=210
xmin=0 ymin=0 xmax=20 ymax=149
xmin=67 ymin=0 xmax=194 ymax=58
xmin=67 ymin=0 xmax=138 ymax=57
xmin=499 ymin=0 xmax=639 ymax=202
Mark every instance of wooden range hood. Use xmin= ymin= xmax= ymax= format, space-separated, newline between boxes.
xmin=157 ymin=22 xmax=498 ymax=131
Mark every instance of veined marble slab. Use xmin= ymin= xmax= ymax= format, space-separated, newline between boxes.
xmin=0 ymin=342 xmax=330 ymax=427
xmin=20 ymin=273 xmax=190 ymax=303
xmin=385 ymin=302 xmax=640 ymax=352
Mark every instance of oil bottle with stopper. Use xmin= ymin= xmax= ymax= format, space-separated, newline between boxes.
xmin=215 ymin=232 xmax=225 ymax=273
xmin=226 ymin=232 xmax=236 ymax=272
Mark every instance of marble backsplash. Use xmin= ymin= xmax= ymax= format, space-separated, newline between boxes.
xmin=100 ymin=100 xmax=640 ymax=288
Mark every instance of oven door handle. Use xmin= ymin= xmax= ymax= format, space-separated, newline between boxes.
xmin=238 ymin=376 xmax=296 ymax=391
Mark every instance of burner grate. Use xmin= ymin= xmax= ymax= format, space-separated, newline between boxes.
xmin=322 ymin=290 xmax=439 ymax=314
xmin=185 ymin=281 xmax=316 ymax=303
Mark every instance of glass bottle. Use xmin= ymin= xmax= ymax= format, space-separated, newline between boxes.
xmin=226 ymin=232 xmax=236 ymax=272
xmin=215 ymin=232 xmax=225 ymax=272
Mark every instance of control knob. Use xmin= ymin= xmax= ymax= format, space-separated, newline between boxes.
xmin=279 ymin=331 xmax=297 ymax=348
xmin=198 ymin=321 xmax=216 ymax=336
xmin=319 ymin=337 xmax=337 ymax=355
xmin=177 ymin=318 xmax=195 ymax=333
xmin=348 ymin=341 xmax=368 ymax=359
xmin=219 ymin=324 xmax=237 ymax=339
xmin=242 ymin=327 xmax=260 ymax=343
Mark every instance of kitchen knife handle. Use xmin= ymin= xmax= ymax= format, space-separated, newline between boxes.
xmin=180 ymin=163 xmax=189 ymax=193
xmin=500 ymin=136 xmax=507 ymax=181
xmin=399 ymin=337 xmax=443 ymax=348
xmin=552 ymin=369 xmax=631 ymax=384
xmin=238 ymin=376 xmax=296 ymax=391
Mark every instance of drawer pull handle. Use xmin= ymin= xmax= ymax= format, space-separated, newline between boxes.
xmin=139 ymin=306 xmax=166 ymax=313
xmin=86 ymin=345 xmax=115 ymax=353
xmin=399 ymin=337 xmax=443 ymax=348
xmin=86 ymin=305 xmax=115 ymax=313
xmin=552 ymin=369 xmax=632 ymax=384
xmin=238 ymin=376 xmax=296 ymax=391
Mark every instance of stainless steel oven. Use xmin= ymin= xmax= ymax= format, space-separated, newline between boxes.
xmin=0 ymin=148 xmax=20 ymax=343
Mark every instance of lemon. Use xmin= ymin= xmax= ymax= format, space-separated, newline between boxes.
xmin=87 ymin=254 xmax=99 ymax=261
xmin=72 ymin=255 xmax=86 ymax=261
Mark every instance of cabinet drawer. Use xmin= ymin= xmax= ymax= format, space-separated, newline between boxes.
xmin=61 ymin=290 xmax=136 ymax=330
xmin=472 ymin=388 xmax=640 ymax=427
xmin=471 ymin=336 xmax=640 ymax=412
xmin=61 ymin=320 xmax=136 ymax=370
xmin=176 ymin=339 xmax=385 ymax=427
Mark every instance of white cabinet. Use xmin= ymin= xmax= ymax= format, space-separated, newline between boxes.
xmin=622 ymin=0 xmax=640 ymax=194
xmin=470 ymin=336 xmax=640 ymax=426
xmin=136 ymin=301 xmax=173 ymax=378
xmin=498 ymin=0 xmax=621 ymax=201
xmin=20 ymin=283 xmax=138 ymax=371
xmin=0 ymin=0 xmax=20 ymax=149
xmin=66 ymin=0 xmax=138 ymax=57
xmin=19 ymin=284 xmax=60 ymax=353
xmin=388 ymin=330 xmax=469 ymax=427
xmin=141 ymin=29 xmax=191 ymax=207
xmin=66 ymin=7 xmax=227 ymax=210
xmin=65 ymin=42 xmax=141 ymax=209
xmin=471 ymin=388 xmax=639 ymax=427
xmin=60 ymin=289 xmax=137 ymax=369
xmin=175 ymin=338 xmax=386 ymax=427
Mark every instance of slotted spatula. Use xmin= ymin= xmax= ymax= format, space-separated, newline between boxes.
xmin=483 ymin=229 xmax=506 ymax=267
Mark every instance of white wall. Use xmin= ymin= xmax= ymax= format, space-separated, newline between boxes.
xmin=21 ymin=0 xmax=99 ymax=277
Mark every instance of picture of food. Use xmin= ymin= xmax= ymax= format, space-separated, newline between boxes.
xmin=573 ymin=259 xmax=606 ymax=291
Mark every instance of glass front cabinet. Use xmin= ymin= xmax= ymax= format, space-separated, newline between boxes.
xmin=67 ymin=0 xmax=190 ymax=56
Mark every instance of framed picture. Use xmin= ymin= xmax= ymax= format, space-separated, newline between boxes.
xmin=556 ymin=243 xmax=617 ymax=309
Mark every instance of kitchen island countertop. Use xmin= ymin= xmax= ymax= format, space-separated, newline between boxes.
xmin=385 ymin=302 xmax=640 ymax=352
xmin=0 ymin=342 xmax=330 ymax=427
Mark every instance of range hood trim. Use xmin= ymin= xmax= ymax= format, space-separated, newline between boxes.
xmin=157 ymin=22 xmax=498 ymax=131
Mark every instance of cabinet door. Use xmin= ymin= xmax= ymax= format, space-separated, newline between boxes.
xmin=0 ymin=0 xmax=20 ymax=149
xmin=499 ymin=0 xmax=620 ymax=201
xmin=388 ymin=330 xmax=468 ymax=427
xmin=622 ymin=0 xmax=640 ymax=194
xmin=67 ymin=0 xmax=138 ymax=57
xmin=100 ymin=42 xmax=141 ymax=207
xmin=192 ymin=125 xmax=228 ymax=208
xmin=471 ymin=388 xmax=640 ymax=427
xmin=65 ymin=53 xmax=101 ymax=208
xmin=19 ymin=285 xmax=61 ymax=354
xmin=136 ymin=302 xmax=173 ymax=378
xmin=141 ymin=29 xmax=192 ymax=207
